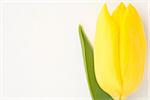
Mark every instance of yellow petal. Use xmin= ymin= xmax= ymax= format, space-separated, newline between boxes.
xmin=94 ymin=4 xmax=122 ymax=96
xmin=112 ymin=2 xmax=126 ymax=28
xmin=120 ymin=4 xmax=146 ymax=96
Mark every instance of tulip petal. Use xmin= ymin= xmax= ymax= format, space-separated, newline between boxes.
xmin=94 ymin=4 xmax=122 ymax=96
xmin=120 ymin=4 xmax=146 ymax=96
xmin=112 ymin=2 xmax=126 ymax=28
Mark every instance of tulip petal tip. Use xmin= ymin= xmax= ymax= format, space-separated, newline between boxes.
xmin=119 ymin=2 xmax=125 ymax=7
xmin=101 ymin=3 xmax=108 ymax=13
xmin=127 ymin=3 xmax=135 ymax=11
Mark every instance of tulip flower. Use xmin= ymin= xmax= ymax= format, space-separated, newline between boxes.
xmin=94 ymin=2 xmax=146 ymax=99
xmin=79 ymin=2 xmax=146 ymax=100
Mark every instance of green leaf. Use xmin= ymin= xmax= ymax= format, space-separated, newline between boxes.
xmin=78 ymin=25 xmax=113 ymax=100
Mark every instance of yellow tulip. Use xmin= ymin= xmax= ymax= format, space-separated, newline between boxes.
xmin=94 ymin=2 xmax=146 ymax=98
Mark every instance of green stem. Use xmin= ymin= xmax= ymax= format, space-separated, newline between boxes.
xmin=119 ymin=96 xmax=121 ymax=100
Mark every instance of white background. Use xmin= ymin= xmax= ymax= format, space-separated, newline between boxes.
xmin=0 ymin=0 xmax=149 ymax=100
